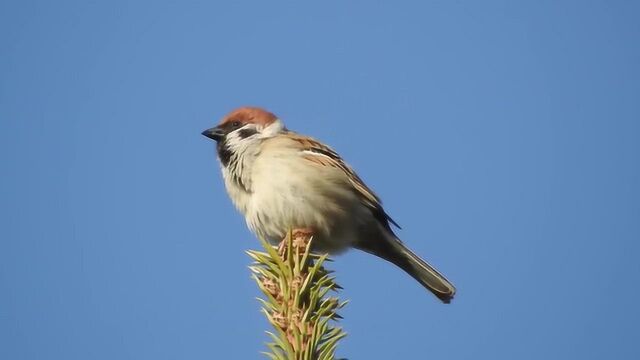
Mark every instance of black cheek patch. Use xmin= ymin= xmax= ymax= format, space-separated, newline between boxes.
xmin=238 ymin=128 xmax=258 ymax=139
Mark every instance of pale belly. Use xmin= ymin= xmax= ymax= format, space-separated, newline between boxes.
xmin=244 ymin=159 xmax=370 ymax=253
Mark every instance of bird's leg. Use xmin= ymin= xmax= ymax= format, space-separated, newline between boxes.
xmin=277 ymin=240 xmax=288 ymax=257
xmin=277 ymin=228 xmax=314 ymax=258
xmin=291 ymin=228 xmax=314 ymax=252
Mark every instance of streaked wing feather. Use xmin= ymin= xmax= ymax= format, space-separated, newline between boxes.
xmin=289 ymin=132 xmax=401 ymax=230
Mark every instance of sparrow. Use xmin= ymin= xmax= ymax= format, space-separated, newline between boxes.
xmin=202 ymin=107 xmax=456 ymax=303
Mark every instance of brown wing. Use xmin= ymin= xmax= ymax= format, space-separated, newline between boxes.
xmin=287 ymin=132 xmax=401 ymax=230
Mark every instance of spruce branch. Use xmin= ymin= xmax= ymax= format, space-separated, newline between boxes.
xmin=247 ymin=229 xmax=348 ymax=360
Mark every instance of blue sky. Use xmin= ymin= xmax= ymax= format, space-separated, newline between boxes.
xmin=1 ymin=1 xmax=639 ymax=359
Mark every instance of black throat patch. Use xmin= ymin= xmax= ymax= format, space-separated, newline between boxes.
xmin=217 ymin=140 xmax=233 ymax=167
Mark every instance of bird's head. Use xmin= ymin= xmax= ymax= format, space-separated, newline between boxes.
xmin=202 ymin=107 xmax=285 ymax=167
xmin=202 ymin=106 xmax=284 ymax=143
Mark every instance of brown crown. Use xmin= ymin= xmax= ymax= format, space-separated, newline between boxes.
xmin=220 ymin=107 xmax=277 ymax=127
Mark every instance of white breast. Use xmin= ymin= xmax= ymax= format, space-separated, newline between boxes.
xmin=243 ymin=137 xmax=367 ymax=252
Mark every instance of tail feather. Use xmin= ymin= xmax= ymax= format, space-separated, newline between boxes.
xmin=356 ymin=236 xmax=456 ymax=303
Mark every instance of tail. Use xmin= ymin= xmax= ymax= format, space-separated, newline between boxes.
xmin=356 ymin=236 xmax=456 ymax=303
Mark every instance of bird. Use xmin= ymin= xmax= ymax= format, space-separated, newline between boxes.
xmin=202 ymin=106 xmax=456 ymax=303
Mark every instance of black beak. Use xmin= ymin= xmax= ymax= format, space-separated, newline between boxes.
xmin=201 ymin=127 xmax=225 ymax=141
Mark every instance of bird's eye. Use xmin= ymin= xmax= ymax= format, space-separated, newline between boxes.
xmin=231 ymin=121 xmax=241 ymax=128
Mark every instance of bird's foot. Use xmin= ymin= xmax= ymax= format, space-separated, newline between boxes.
xmin=291 ymin=228 xmax=314 ymax=251
xmin=277 ymin=229 xmax=314 ymax=257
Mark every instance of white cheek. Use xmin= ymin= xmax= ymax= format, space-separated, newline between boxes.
xmin=225 ymin=132 xmax=243 ymax=147
xmin=225 ymin=129 xmax=256 ymax=151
